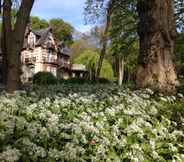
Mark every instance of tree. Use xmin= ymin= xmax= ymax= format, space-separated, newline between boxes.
xmin=1 ymin=0 xmax=35 ymax=92
xmin=175 ymin=32 xmax=184 ymax=77
xmin=136 ymin=0 xmax=178 ymax=93
xmin=30 ymin=17 xmax=74 ymax=45
xmin=70 ymin=37 xmax=97 ymax=62
xmin=31 ymin=16 xmax=49 ymax=30
xmin=84 ymin=0 xmax=115 ymax=80
xmin=74 ymin=50 xmax=114 ymax=80
xmin=71 ymin=27 xmax=105 ymax=62
xmin=49 ymin=18 xmax=74 ymax=45
xmin=109 ymin=0 xmax=137 ymax=86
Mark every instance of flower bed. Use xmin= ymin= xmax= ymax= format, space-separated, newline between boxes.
xmin=0 ymin=84 xmax=184 ymax=162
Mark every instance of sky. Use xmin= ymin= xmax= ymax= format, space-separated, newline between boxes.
xmin=31 ymin=0 xmax=92 ymax=33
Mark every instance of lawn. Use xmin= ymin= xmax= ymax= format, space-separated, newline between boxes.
xmin=0 ymin=84 xmax=184 ymax=162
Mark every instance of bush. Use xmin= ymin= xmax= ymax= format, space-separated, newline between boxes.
xmin=60 ymin=78 xmax=88 ymax=84
xmin=97 ymin=78 xmax=111 ymax=84
xmin=33 ymin=72 xmax=58 ymax=85
xmin=59 ymin=78 xmax=111 ymax=84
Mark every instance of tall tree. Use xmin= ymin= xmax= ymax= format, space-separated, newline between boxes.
xmin=31 ymin=16 xmax=49 ymax=30
xmin=2 ymin=0 xmax=35 ymax=92
xmin=136 ymin=0 xmax=178 ymax=92
xmin=49 ymin=18 xmax=74 ymax=45
xmin=84 ymin=0 xmax=115 ymax=80
xmin=109 ymin=0 xmax=137 ymax=85
xmin=95 ymin=0 xmax=114 ymax=80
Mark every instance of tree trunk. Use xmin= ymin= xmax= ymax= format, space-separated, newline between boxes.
xmin=136 ymin=0 xmax=178 ymax=93
xmin=2 ymin=0 xmax=12 ymax=85
xmin=1 ymin=17 xmax=8 ymax=84
xmin=2 ymin=0 xmax=35 ymax=93
xmin=118 ymin=56 xmax=124 ymax=86
xmin=96 ymin=0 xmax=114 ymax=80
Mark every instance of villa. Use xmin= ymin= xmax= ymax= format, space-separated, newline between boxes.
xmin=21 ymin=26 xmax=87 ymax=82
xmin=0 ymin=26 xmax=88 ymax=83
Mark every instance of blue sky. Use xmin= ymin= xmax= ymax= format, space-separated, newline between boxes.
xmin=31 ymin=0 xmax=92 ymax=32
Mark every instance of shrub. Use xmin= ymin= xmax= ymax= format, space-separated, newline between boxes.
xmin=33 ymin=72 xmax=58 ymax=85
xmin=60 ymin=78 xmax=88 ymax=84
xmin=59 ymin=78 xmax=111 ymax=84
xmin=97 ymin=78 xmax=111 ymax=84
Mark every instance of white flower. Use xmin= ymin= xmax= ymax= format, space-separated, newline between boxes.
xmin=177 ymin=93 xmax=184 ymax=98
xmin=0 ymin=147 xmax=21 ymax=162
xmin=150 ymin=140 xmax=155 ymax=150
xmin=145 ymin=88 xmax=154 ymax=95
xmin=160 ymin=97 xmax=168 ymax=102
xmin=168 ymin=143 xmax=178 ymax=152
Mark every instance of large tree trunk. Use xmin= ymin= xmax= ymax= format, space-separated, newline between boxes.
xmin=1 ymin=14 xmax=8 ymax=84
xmin=2 ymin=0 xmax=35 ymax=93
xmin=136 ymin=0 xmax=178 ymax=93
xmin=2 ymin=0 xmax=12 ymax=85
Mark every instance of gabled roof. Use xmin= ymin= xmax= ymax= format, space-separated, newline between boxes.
xmin=58 ymin=41 xmax=71 ymax=56
xmin=59 ymin=47 xmax=71 ymax=56
xmin=34 ymin=27 xmax=52 ymax=46
xmin=23 ymin=26 xmax=71 ymax=55
xmin=23 ymin=26 xmax=55 ymax=49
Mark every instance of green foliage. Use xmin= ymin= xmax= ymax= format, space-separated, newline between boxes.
xmin=177 ymin=83 xmax=184 ymax=95
xmin=33 ymin=72 xmax=58 ymax=85
xmin=60 ymin=78 xmax=88 ymax=84
xmin=74 ymin=50 xmax=114 ymax=80
xmin=109 ymin=0 xmax=138 ymax=74
xmin=31 ymin=16 xmax=49 ymax=30
xmin=49 ymin=18 xmax=74 ymax=45
xmin=175 ymin=32 xmax=184 ymax=77
xmin=0 ymin=85 xmax=184 ymax=162
xmin=70 ymin=39 xmax=96 ymax=62
xmin=175 ymin=0 xmax=184 ymax=31
xmin=60 ymin=78 xmax=111 ymax=85
xmin=159 ymin=101 xmax=184 ymax=132
xmin=30 ymin=17 xmax=74 ymax=44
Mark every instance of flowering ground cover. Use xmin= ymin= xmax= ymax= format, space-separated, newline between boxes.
xmin=0 ymin=84 xmax=184 ymax=162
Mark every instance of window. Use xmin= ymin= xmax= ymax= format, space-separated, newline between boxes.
xmin=43 ymin=57 xmax=46 ymax=62
xmin=25 ymin=58 xmax=29 ymax=63
xmin=48 ymin=49 xmax=53 ymax=62
xmin=32 ymin=57 xmax=36 ymax=62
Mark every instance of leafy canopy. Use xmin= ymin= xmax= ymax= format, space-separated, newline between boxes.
xmin=30 ymin=16 xmax=74 ymax=45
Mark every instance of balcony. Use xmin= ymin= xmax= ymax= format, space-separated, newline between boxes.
xmin=24 ymin=57 xmax=36 ymax=65
xmin=43 ymin=57 xmax=58 ymax=65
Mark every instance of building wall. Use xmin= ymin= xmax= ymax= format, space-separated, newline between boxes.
xmin=21 ymin=47 xmax=58 ymax=77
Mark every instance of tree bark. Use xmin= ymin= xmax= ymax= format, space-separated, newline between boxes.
xmin=2 ymin=0 xmax=35 ymax=93
xmin=118 ymin=56 xmax=124 ymax=86
xmin=2 ymin=0 xmax=12 ymax=85
xmin=136 ymin=0 xmax=178 ymax=93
